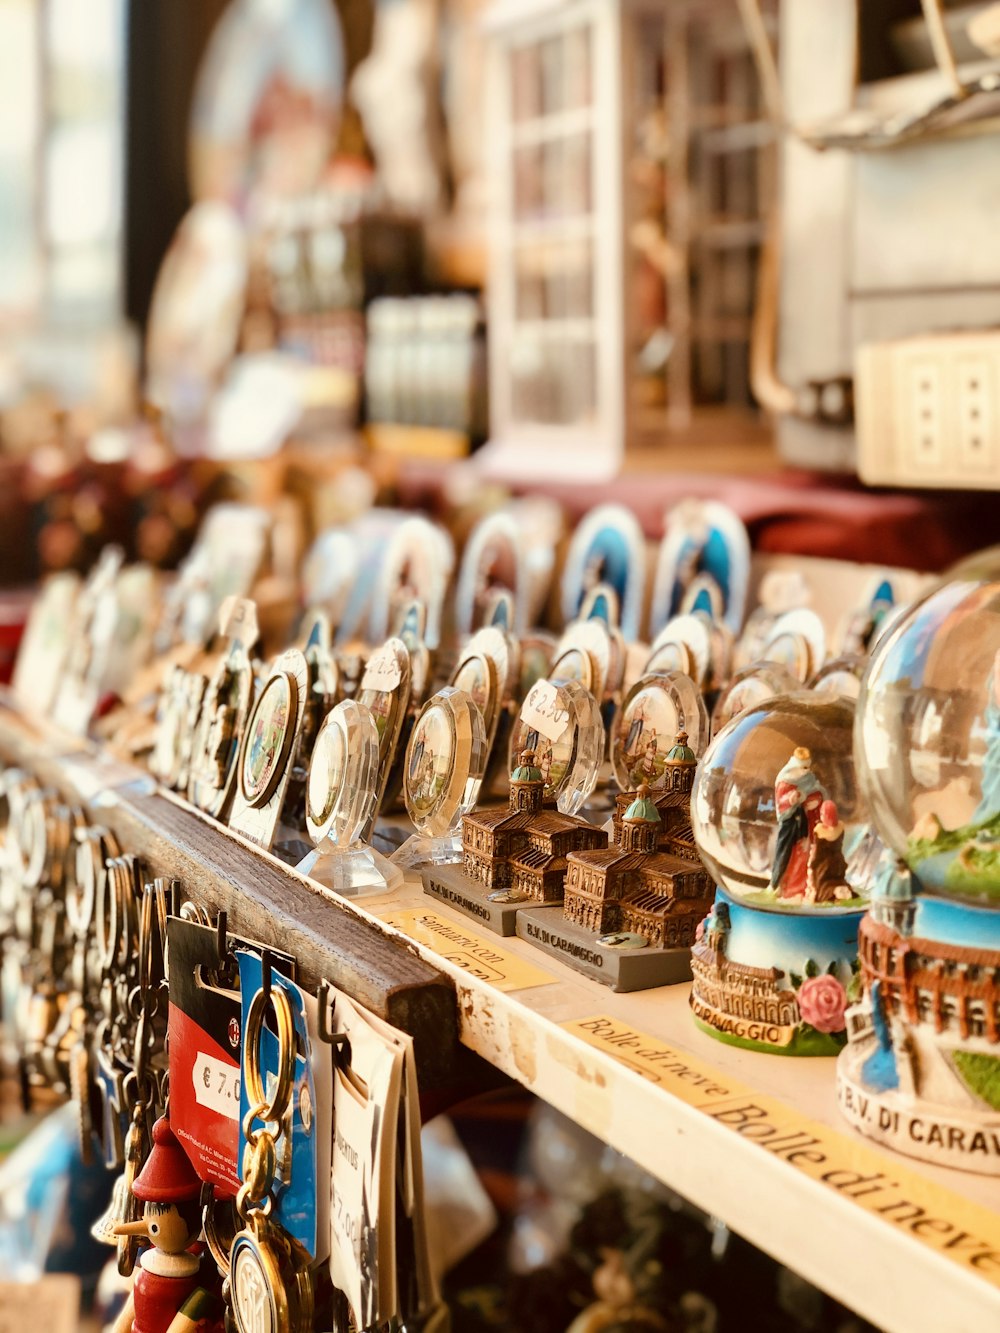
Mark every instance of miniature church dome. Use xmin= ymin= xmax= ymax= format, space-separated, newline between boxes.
xmin=511 ymin=749 xmax=543 ymax=784
xmin=624 ymin=782 xmax=662 ymax=825
xmin=665 ymin=731 xmax=696 ymax=766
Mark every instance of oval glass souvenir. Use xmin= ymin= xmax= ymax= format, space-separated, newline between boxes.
xmin=450 ymin=631 xmax=503 ymax=751
xmin=856 ymin=579 xmax=1000 ymax=907
xmin=393 ymin=688 xmax=487 ymax=868
xmin=693 ymin=694 xmax=866 ymax=910
xmin=645 ymin=614 xmax=712 ymax=688
xmin=509 ymin=677 xmax=604 ymax=816
xmin=518 ymin=632 xmax=556 ymax=701
xmin=652 ymin=498 xmax=750 ymax=635
xmin=810 ymin=655 xmax=865 ymax=699
xmin=561 ymin=504 xmax=646 ymax=641
xmin=547 ymin=644 xmax=595 ymax=692
xmin=760 ymin=608 xmax=827 ymax=683
xmin=305 ymin=700 xmax=379 ymax=846
xmin=612 ymin=671 xmax=710 ymax=792
xmin=298 ymin=700 xmax=401 ymax=896
xmin=240 ymin=673 xmax=296 ymax=807
xmin=356 ymin=636 xmax=412 ymax=804
xmin=552 ymin=618 xmax=623 ymax=702
xmin=711 ymin=661 xmax=802 ymax=736
xmin=145 ymin=202 xmax=248 ymax=427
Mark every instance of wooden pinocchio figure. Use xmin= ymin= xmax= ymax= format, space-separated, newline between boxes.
xmin=112 ymin=1116 xmax=224 ymax=1333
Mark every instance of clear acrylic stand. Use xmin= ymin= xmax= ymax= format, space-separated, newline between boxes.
xmin=390 ymin=830 xmax=463 ymax=872
xmin=296 ymin=839 xmax=403 ymax=898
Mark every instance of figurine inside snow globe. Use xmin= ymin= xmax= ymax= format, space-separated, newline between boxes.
xmin=838 ymin=580 xmax=1000 ymax=1174
xmin=689 ymin=693 xmax=870 ymax=1055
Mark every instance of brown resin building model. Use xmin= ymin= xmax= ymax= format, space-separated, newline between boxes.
xmin=563 ymin=783 xmax=712 ymax=949
xmin=462 ymin=752 xmax=605 ymax=902
xmin=613 ymin=731 xmax=701 ymax=859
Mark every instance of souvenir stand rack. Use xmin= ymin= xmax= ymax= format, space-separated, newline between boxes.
xmin=2 ymin=672 xmax=999 ymax=1333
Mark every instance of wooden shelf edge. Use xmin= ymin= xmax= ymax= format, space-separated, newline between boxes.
xmin=0 ymin=696 xmax=459 ymax=1090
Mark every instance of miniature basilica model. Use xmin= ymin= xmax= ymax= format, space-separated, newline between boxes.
xmin=517 ymin=734 xmax=712 ymax=991
xmin=423 ymin=750 xmax=604 ymax=934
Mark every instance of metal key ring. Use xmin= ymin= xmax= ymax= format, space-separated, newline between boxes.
xmin=243 ymin=983 xmax=296 ymax=1125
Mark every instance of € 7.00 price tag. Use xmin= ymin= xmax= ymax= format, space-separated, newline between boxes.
xmin=193 ymin=1051 xmax=241 ymax=1120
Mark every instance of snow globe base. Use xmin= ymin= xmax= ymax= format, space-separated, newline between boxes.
xmin=837 ymin=891 xmax=1000 ymax=1175
xmin=689 ymin=890 xmax=863 ymax=1056
xmin=391 ymin=830 xmax=464 ymax=871
xmin=297 ymin=840 xmax=404 ymax=899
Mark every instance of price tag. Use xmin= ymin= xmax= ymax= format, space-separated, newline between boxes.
xmin=520 ymin=679 xmax=569 ymax=743
xmin=362 ymin=644 xmax=403 ymax=692
xmin=193 ymin=1050 xmax=241 ymax=1120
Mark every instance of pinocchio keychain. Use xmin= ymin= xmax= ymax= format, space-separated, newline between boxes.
xmin=111 ymin=1115 xmax=225 ymax=1333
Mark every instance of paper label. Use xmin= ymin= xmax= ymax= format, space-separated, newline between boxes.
xmin=330 ymin=992 xmax=402 ymax=1328
xmin=193 ymin=1051 xmax=242 ymax=1120
xmin=563 ymin=1016 xmax=1000 ymax=1287
xmin=362 ymin=644 xmax=403 ymax=692
xmin=0 ymin=1276 xmax=80 ymax=1333
xmin=520 ymin=679 xmax=568 ymax=743
xmin=381 ymin=909 xmax=555 ymax=992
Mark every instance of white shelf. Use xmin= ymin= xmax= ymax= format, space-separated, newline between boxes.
xmin=343 ymin=871 xmax=1000 ymax=1333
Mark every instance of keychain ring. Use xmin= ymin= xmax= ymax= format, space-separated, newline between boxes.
xmin=244 ymin=983 xmax=295 ymax=1123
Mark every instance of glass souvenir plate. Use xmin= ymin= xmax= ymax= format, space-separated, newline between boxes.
xmin=509 ymin=676 xmax=604 ymax=815
xmin=612 ymin=671 xmax=709 ymax=792
xmin=450 ymin=639 xmax=501 ymax=751
xmin=651 ymin=498 xmax=751 ymax=635
xmin=552 ymin=619 xmax=614 ymax=701
xmin=403 ymin=687 xmax=487 ymax=839
xmin=454 ymin=511 xmax=524 ymax=637
xmin=761 ymin=608 xmax=827 ymax=683
xmin=560 ymin=504 xmax=646 ymax=641
xmin=305 ymin=700 xmax=379 ymax=845
xmin=240 ymin=671 xmax=297 ymax=807
xmin=190 ymin=0 xmax=344 ymax=204
xmin=547 ymin=644 xmax=595 ymax=693
xmin=810 ymin=655 xmax=864 ymax=699
xmin=356 ymin=636 xmax=412 ymax=792
xmin=645 ymin=614 xmax=712 ymax=689
xmin=693 ymin=694 xmax=867 ymax=912
xmin=711 ymin=661 xmax=802 ymax=737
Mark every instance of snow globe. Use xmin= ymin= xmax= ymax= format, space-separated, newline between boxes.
xmin=838 ymin=579 xmax=1000 ymax=1174
xmin=690 ymin=693 xmax=869 ymax=1055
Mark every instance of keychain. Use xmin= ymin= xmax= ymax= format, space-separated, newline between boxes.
xmin=229 ymin=977 xmax=314 ymax=1333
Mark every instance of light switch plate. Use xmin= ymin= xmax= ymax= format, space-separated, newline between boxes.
xmin=856 ymin=332 xmax=1000 ymax=488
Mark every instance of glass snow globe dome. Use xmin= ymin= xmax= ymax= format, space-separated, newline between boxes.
xmin=855 ymin=579 xmax=1000 ymax=908
xmin=692 ymin=693 xmax=868 ymax=912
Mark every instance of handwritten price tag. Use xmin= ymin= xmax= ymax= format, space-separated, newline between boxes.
xmin=520 ymin=679 xmax=569 ymax=743
xmin=193 ymin=1051 xmax=241 ymax=1121
xmin=362 ymin=645 xmax=403 ymax=692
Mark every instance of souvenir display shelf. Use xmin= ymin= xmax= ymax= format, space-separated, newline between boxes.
xmin=2 ymin=686 xmax=998 ymax=1333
